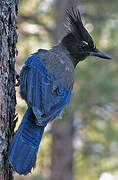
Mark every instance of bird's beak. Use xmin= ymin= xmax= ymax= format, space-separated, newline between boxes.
xmin=90 ymin=49 xmax=111 ymax=60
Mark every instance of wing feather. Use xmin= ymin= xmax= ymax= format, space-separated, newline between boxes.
xmin=20 ymin=52 xmax=72 ymax=125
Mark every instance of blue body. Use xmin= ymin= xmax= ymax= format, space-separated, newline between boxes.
xmin=9 ymin=49 xmax=72 ymax=175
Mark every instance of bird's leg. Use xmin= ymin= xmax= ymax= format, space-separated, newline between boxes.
xmin=15 ymin=71 xmax=20 ymax=86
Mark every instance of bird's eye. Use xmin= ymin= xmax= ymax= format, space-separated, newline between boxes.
xmin=81 ymin=41 xmax=88 ymax=49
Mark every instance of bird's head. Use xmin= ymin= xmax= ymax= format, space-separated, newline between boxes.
xmin=61 ymin=7 xmax=111 ymax=67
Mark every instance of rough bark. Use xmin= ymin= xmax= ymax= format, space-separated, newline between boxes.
xmin=0 ymin=0 xmax=18 ymax=179
xmin=51 ymin=1 xmax=76 ymax=180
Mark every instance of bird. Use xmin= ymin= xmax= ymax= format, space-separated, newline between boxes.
xmin=9 ymin=7 xmax=111 ymax=175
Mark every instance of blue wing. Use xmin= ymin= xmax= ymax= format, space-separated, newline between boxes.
xmin=20 ymin=49 xmax=71 ymax=126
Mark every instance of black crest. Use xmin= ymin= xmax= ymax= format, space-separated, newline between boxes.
xmin=66 ymin=7 xmax=95 ymax=49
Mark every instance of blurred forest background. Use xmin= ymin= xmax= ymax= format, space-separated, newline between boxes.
xmin=14 ymin=0 xmax=118 ymax=179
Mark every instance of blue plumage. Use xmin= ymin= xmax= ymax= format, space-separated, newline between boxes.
xmin=9 ymin=108 xmax=45 ymax=175
xmin=20 ymin=50 xmax=72 ymax=125
xmin=9 ymin=49 xmax=72 ymax=175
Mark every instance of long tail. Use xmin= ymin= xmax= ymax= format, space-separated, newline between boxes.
xmin=9 ymin=107 xmax=45 ymax=175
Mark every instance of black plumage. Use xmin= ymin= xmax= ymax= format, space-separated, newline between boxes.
xmin=62 ymin=8 xmax=111 ymax=66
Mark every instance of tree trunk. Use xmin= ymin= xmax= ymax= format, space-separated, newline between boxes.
xmin=0 ymin=0 xmax=18 ymax=179
xmin=51 ymin=1 xmax=76 ymax=180
xmin=53 ymin=0 xmax=77 ymax=42
xmin=51 ymin=108 xmax=74 ymax=180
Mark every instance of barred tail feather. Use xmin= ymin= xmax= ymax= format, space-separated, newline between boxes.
xmin=9 ymin=108 xmax=45 ymax=175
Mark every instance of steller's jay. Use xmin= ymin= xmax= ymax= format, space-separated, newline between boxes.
xmin=9 ymin=7 xmax=111 ymax=175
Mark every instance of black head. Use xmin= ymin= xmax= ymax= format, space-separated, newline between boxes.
xmin=61 ymin=7 xmax=111 ymax=67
